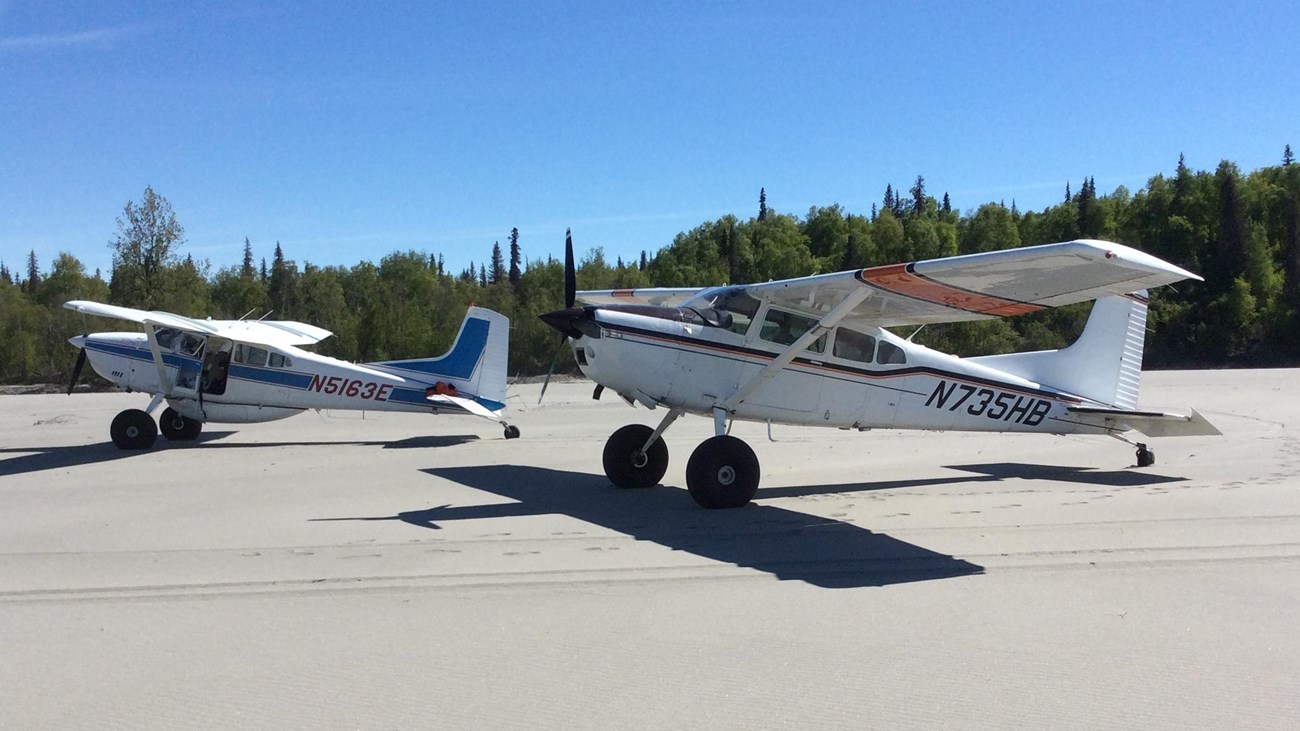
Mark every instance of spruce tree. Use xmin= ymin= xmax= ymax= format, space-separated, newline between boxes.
xmin=758 ymin=188 xmax=767 ymax=221
xmin=1285 ymin=144 xmax=1295 ymax=167
xmin=910 ymin=175 xmax=926 ymax=217
xmin=842 ymin=232 xmax=859 ymax=270
xmin=941 ymin=192 xmax=951 ymax=214
xmin=0 ymin=262 xmax=10 ymax=285
xmin=242 ymin=238 xmax=254 ymax=278
xmin=25 ymin=250 xmax=39 ymax=296
xmin=490 ymin=241 xmax=506 ymax=284
xmin=883 ymin=184 xmax=895 ymax=213
xmin=508 ymin=228 xmax=521 ymax=287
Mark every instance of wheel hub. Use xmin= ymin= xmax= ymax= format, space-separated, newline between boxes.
xmin=126 ymin=426 xmax=140 ymax=438
xmin=631 ymin=451 xmax=648 ymax=469
xmin=716 ymin=465 xmax=736 ymax=486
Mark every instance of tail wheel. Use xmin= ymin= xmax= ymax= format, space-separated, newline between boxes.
xmin=685 ymin=435 xmax=760 ymax=509
xmin=110 ymin=409 xmax=158 ymax=450
xmin=602 ymin=424 xmax=669 ymax=488
xmin=1136 ymin=444 xmax=1155 ymax=467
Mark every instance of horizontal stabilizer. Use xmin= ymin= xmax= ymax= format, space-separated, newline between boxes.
xmin=427 ymin=393 xmax=500 ymax=421
xmin=1068 ymin=406 xmax=1221 ymax=437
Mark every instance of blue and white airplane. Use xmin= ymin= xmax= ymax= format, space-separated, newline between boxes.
xmin=63 ymin=301 xmax=517 ymax=449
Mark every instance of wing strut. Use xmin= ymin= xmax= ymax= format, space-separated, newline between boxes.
xmin=717 ymin=287 xmax=873 ymax=414
xmin=143 ymin=323 xmax=175 ymax=396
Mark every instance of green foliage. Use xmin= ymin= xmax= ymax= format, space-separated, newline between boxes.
xmin=7 ymin=157 xmax=1300 ymax=386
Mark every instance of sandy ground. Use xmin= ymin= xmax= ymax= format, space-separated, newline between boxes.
xmin=1 ymin=370 xmax=1298 ymax=729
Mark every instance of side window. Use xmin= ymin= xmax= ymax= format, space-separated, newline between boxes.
xmin=833 ymin=327 xmax=876 ymax=364
xmin=268 ymin=352 xmax=292 ymax=369
xmin=877 ymin=340 xmax=907 ymax=365
xmin=758 ymin=309 xmax=825 ymax=354
xmin=234 ymin=344 xmax=269 ymax=367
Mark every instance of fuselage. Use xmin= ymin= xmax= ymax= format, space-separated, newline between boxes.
xmin=73 ymin=331 xmax=500 ymax=424
xmin=556 ymin=301 xmax=1113 ymax=437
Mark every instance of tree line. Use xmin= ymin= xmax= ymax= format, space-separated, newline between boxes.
xmin=4 ymin=148 xmax=1299 ymax=386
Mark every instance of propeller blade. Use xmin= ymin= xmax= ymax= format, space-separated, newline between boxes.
xmin=538 ymin=332 xmax=568 ymax=404
xmin=67 ymin=348 xmax=87 ymax=395
xmin=564 ymin=228 xmax=576 ymax=309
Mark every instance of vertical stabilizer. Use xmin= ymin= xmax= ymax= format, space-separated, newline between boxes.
xmin=370 ymin=307 xmax=511 ymax=408
xmin=969 ymin=292 xmax=1148 ymax=408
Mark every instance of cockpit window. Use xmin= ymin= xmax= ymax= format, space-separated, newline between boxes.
xmin=833 ymin=327 xmax=876 ymax=363
xmin=233 ymin=343 xmax=269 ymax=367
xmin=154 ymin=328 xmax=204 ymax=357
xmin=268 ymin=352 xmax=293 ymax=369
xmin=759 ymin=308 xmax=826 ymax=353
xmin=154 ymin=327 xmax=179 ymax=350
xmin=705 ymin=287 xmax=761 ymax=335
xmin=177 ymin=333 xmax=205 ymax=357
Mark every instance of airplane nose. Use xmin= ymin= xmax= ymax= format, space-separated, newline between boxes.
xmin=539 ymin=306 xmax=604 ymax=340
xmin=538 ymin=306 xmax=591 ymax=339
xmin=68 ymin=335 xmax=88 ymax=349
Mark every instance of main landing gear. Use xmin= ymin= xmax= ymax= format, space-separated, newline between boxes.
xmin=160 ymin=407 xmax=203 ymax=442
xmin=110 ymin=403 xmax=204 ymax=450
xmin=601 ymin=408 xmax=761 ymax=509
xmin=110 ymin=409 xmax=158 ymax=450
xmin=503 ymin=424 xmax=521 ymax=439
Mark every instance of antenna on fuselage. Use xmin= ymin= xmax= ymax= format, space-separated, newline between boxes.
xmin=906 ymin=324 xmax=926 ymax=342
xmin=258 ymin=310 xmax=275 ymax=321
xmin=238 ymin=308 xmax=258 ymax=321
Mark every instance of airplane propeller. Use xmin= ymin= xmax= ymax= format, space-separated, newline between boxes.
xmin=67 ymin=347 xmax=87 ymax=395
xmin=538 ymin=229 xmax=578 ymax=404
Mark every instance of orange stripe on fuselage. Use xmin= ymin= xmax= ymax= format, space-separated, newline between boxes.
xmin=858 ymin=264 xmax=1043 ymax=317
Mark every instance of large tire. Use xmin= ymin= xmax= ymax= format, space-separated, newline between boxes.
xmin=110 ymin=409 xmax=158 ymax=450
xmin=685 ymin=435 xmax=760 ymax=509
xmin=160 ymin=407 xmax=202 ymax=441
xmin=602 ymin=424 xmax=669 ymax=489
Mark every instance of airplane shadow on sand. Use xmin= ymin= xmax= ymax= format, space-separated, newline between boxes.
xmin=0 ymin=433 xmax=477 ymax=478
xmin=759 ymin=463 xmax=1187 ymax=499
xmin=315 ymin=464 xmax=988 ymax=589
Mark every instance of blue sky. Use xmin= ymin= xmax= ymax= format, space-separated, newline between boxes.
xmin=2 ymin=0 xmax=1297 ymax=280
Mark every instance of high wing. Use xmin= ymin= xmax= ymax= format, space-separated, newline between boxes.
xmin=685 ymin=239 xmax=1201 ymax=329
xmin=576 ymin=287 xmax=708 ymax=308
xmin=64 ymin=300 xmax=332 ymax=348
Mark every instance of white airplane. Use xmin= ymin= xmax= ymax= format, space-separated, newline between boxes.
xmin=63 ymin=301 xmax=518 ymax=449
xmin=540 ymin=232 xmax=1220 ymax=509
